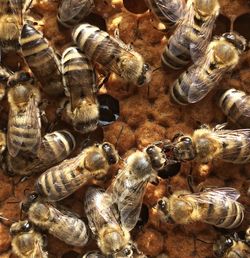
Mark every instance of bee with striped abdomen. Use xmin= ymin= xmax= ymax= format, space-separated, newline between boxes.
xmin=22 ymin=192 xmax=89 ymax=247
xmin=61 ymin=46 xmax=99 ymax=134
xmin=7 ymin=71 xmax=41 ymax=157
xmin=170 ymin=32 xmax=246 ymax=105
xmin=162 ymin=0 xmax=220 ymax=70
xmin=145 ymin=0 xmax=185 ymax=28
xmin=169 ymin=125 xmax=250 ymax=164
xmin=213 ymin=227 xmax=250 ymax=257
xmin=84 ymin=187 xmax=134 ymax=257
xmin=57 ymin=0 xmax=95 ymax=28
xmin=219 ymin=88 xmax=250 ymax=128
xmin=155 ymin=187 xmax=244 ymax=229
xmin=72 ymin=23 xmax=152 ymax=86
xmin=20 ymin=23 xmax=64 ymax=96
xmin=10 ymin=220 xmax=48 ymax=258
xmin=7 ymin=130 xmax=76 ymax=175
xmin=35 ymin=142 xmax=119 ymax=201
xmin=107 ymin=144 xmax=166 ymax=231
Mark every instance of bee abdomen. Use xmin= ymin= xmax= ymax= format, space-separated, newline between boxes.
xmin=20 ymin=24 xmax=64 ymax=95
xmin=219 ymin=89 xmax=250 ymax=128
xmin=72 ymin=23 xmax=119 ymax=67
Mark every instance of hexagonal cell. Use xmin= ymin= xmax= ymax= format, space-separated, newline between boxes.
xmin=233 ymin=12 xmax=250 ymax=41
xmin=213 ymin=14 xmax=231 ymax=36
xmin=123 ymin=0 xmax=148 ymax=14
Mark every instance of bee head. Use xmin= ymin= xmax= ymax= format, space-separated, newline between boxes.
xmin=102 ymin=142 xmax=119 ymax=165
xmin=173 ymin=136 xmax=196 ymax=161
xmin=8 ymin=71 xmax=33 ymax=87
xmin=193 ymin=0 xmax=219 ymax=17
xmin=145 ymin=145 xmax=166 ymax=170
xmin=137 ymin=63 xmax=151 ymax=86
xmin=222 ymin=32 xmax=246 ymax=53
xmin=21 ymin=192 xmax=38 ymax=212
xmin=213 ymin=236 xmax=234 ymax=257
xmin=10 ymin=220 xmax=32 ymax=236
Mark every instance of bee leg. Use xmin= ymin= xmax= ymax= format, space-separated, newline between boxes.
xmin=97 ymin=72 xmax=110 ymax=91
xmin=114 ymin=26 xmax=133 ymax=51
xmin=191 ymin=234 xmax=200 ymax=257
xmin=213 ymin=123 xmax=228 ymax=131
xmin=187 ymin=164 xmax=196 ymax=193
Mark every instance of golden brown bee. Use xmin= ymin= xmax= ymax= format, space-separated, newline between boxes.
xmin=169 ymin=125 xmax=250 ymax=164
xmin=19 ymin=23 xmax=64 ymax=96
xmin=213 ymin=227 xmax=250 ymax=257
xmin=170 ymin=32 xmax=246 ymax=105
xmin=7 ymin=71 xmax=41 ymax=157
xmin=108 ymin=144 xmax=166 ymax=231
xmin=84 ymin=187 xmax=134 ymax=257
xmin=162 ymin=0 xmax=220 ymax=69
xmin=35 ymin=142 xmax=119 ymax=201
xmin=72 ymin=23 xmax=152 ymax=86
xmin=7 ymin=130 xmax=76 ymax=175
xmin=22 ymin=192 xmax=89 ymax=247
xmin=145 ymin=0 xmax=185 ymax=27
xmin=10 ymin=220 xmax=48 ymax=258
xmin=155 ymin=187 xmax=244 ymax=229
xmin=61 ymin=46 xmax=99 ymax=134
xmin=57 ymin=0 xmax=95 ymax=28
xmin=219 ymin=88 xmax=250 ymax=128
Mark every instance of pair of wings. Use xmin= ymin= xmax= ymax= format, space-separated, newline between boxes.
xmin=7 ymin=92 xmax=41 ymax=157
xmin=169 ymin=0 xmax=218 ymax=63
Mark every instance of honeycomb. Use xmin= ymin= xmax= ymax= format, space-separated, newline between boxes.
xmin=0 ymin=0 xmax=250 ymax=257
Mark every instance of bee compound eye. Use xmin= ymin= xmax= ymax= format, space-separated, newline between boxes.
xmin=123 ymin=248 xmax=132 ymax=256
xmin=146 ymin=146 xmax=154 ymax=154
xmin=225 ymin=238 xmax=233 ymax=247
xmin=157 ymin=199 xmax=166 ymax=210
xmin=143 ymin=63 xmax=150 ymax=72
xmin=23 ymin=221 xmax=31 ymax=231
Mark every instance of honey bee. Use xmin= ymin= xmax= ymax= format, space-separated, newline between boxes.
xmin=145 ymin=0 xmax=185 ymax=27
xmin=0 ymin=0 xmax=32 ymax=54
xmin=61 ymin=46 xmax=99 ymax=134
xmin=20 ymin=23 xmax=64 ymax=96
xmin=219 ymin=88 xmax=250 ymax=128
xmin=155 ymin=187 xmax=244 ymax=229
xmin=35 ymin=142 xmax=119 ymax=201
xmin=72 ymin=23 xmax=152 ymax=86
xmin=169 ymin=125 xmax=250 ymax=164
xmin=213 ymin=227 xmax=250 ymax=257
xmin=10 ymin=220 xmax=48 ymax=258
xmin=57 ymin=0 xmax=95 ymax=28
xmin=7 ymin=130 xmax=76 ymax=175
xmin=170 ymin=32 xmax=246 ymax=105
xmin=108 ymin=144 xmax=166 ymax=231
xmin=161 ymin=0 xmax=220 ymax=69
xmin=22 ymin=192 xmax=89 ymax=247
xmin=7 ymin=71 xmax=41 ymax=157
xmin=84 ymin=187 xmax=134 ymax=257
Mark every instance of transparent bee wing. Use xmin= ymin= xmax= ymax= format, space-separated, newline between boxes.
xmin=58 ymin=0 xmax=93 ymax=22
xmin=9 ymin=0 xmax=33 ymax=24
xmin=33 ymin=238 xmax=48 ymax=258
xmin=7 ymin=94 xmax=41 ymax=157
xmin=186 ymin=49 xmax=228 ymax=103
xmin=107 ymin=167 xmax=150 ymax=232
xmin=84 ymin=187 xmax=121 ymax=235
xmin=235 ymin=95 xmax=250 ymax=117
xmin=155 ymin=0 xmax=184 ymax=23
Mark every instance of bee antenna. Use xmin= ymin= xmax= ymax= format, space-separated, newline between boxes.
xmin=196 ymin=238 xmax=214 ymax=245
xmin=115 ymin=125 xmax=124 ymax=149
xmin=152 ymin=66 xmax=162 ymax=73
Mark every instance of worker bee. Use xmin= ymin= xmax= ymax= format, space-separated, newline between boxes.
xmin=7 ymin=130 xmax=76 ymax=175
xmin=107 ymin=144 xmax=166 ymax=231
xmin=10 ymin=220 xmax=48 ymax=258
xmin=213 ymin=227 xmax=250 ymax=257
xmin=170 ymin=32 xmax=246 ymax=105
xmin=0 ymin=0 xmax=32 ymax=54
xmin=155 ymin=187 xmax=244 ymax=229
xmin=61 ymin=46 xmax=99 ymax=134
xmin=35 ymin=142 xmax=119 ymax=201
xmin=84 ymin=187 xmax=134 ymax=256
xmin=22 ymin=192 xmax=89 ymax=247
xmin=145 ymin=0 xmax=185 ymax=27
xmin=72 ymin=23 xmax=152 ymax=86
xmin=20 ymin=23 xmax=64 ymax=96
xmin=162 ymin=0 xmax=220 ymax=69
xmin=168 ymin=125 xmax=250 ymax=164
xmin=219 ymin=88 xmax=250 ymax=128
xmin=57 ymin=0 xmax=95 ymax=28
xmin=7 ymin=71 xmax=41 ymax=157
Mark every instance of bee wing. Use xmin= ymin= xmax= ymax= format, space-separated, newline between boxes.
xmin=33 ymin=238 xmax=47 ymax=258
xmin=9 ymin=0 xmax=33 ymax=23
xmin=7 ymin=95 xmax=41 ymax=157
xmin=235 ymin=95 xmax=250 ymax=117
xmin=155 ymin=0 xmax=184 ymax=23
xmin=84 ymin=187 xmax=121 ymax=235
xmin=186 ymin=49 xmax=228 ymax=103
xmin=107 ymin=167 xmax=150 ymax=231
xmin=211 ymin=128 xmax=250 ymax=160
